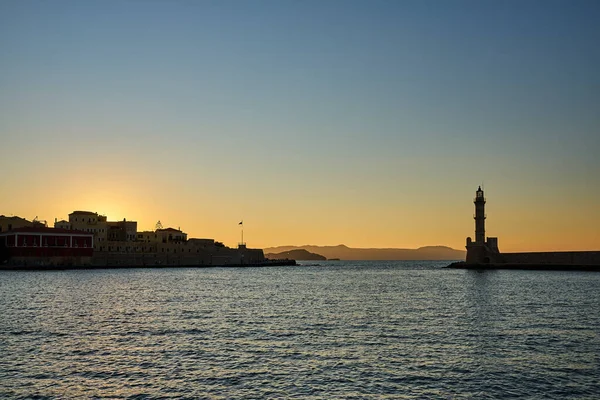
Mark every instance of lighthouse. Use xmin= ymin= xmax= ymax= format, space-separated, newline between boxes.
xmin=466 ymin=186 xmax=499 ymax=264
xmin=474 ymin=186 xmax=486 ymax=244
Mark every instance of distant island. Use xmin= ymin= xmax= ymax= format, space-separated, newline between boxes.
xmin=265 ymin=249 xmax=327 ymax=261
xmin=264 ymin=244 xmax=466 ymax=261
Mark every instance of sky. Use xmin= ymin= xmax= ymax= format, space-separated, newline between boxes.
xmin=1 ymin=0 xmax=599 ymax=252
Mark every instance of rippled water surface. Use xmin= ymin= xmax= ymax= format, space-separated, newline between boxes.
xmin=1 ymin=261 xmax=600 ymax=399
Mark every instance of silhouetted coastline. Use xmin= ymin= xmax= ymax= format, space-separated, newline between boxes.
xmin=0 ymin=212 xmax=272 ymax=269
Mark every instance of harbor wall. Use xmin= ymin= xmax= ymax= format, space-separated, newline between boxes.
xmin=91 ymin=247 xmax=265 ymax=267
xmin=500 ymin=251 xmax=600 ymax=266
xmin=465 ymin=245 xmax=600 ymax=266
xmin=1 ymin=238 xmax=265 ymax=268
xmin=7 ymin=256 xmax=93 ymax=267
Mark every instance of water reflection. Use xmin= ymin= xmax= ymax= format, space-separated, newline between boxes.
xmin=1 ymin=263 xmax=599 ymax=398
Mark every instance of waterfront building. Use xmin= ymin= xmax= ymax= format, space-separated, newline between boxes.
xmin=64 ymin=211 xmax=137 ymax=250
xmin=136 ymin=231 xmax=157 ymax=243
xmin=0 ymin=215 xmax=46 ymax=232
xmin=0 ymin=227 xmax=94 ymax=266
xmin=2 ymin=210 xmax=266 ymax=267
xmin=156 ymin=227 xmax=187 ymax=243
xmin=106 ymin=220 xmax=137 ymax=242
xmin=67 ymin=211 xmax=108 ymax=250
xmin=0 ymin=215 xmax=32 ymax=232
xmin=54 ymin=219 xmax=70 ymax=230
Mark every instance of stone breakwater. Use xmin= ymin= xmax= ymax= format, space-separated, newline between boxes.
xmin=500 ymin=251 xmax=600 ymax=265
xmin=0 ymin=259 xmax=297 ymax=271
xmin=445 ymin=261 xmax=600 ymax=272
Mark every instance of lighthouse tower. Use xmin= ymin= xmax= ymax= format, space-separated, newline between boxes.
xmin=474 ymin=186 xmax=486 ymax=244
xmin=466 ymin=186 xmax=499 ymax=264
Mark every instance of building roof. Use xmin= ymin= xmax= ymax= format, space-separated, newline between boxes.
xmin=0 ymin=215 xmax=30 ymax=221
xmin=157 ymin=227 xmax=184 ymax=233
xmin=106 ymin=219 xmax=136 ymax=224
xmin=69 ymin=211 xmax=98 ymax=216
xmin=0 ymin=227 xmax=93 ymax=235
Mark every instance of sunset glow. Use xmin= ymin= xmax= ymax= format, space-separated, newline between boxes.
xmin=1 ymin=1 xmax=599 ymax=252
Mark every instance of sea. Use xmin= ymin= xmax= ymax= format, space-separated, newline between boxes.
xmin=1 ymin=260 xmax=599 ymax=399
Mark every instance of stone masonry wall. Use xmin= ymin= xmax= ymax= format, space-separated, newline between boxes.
xmin=501 ymin=251 xmax=600 ymax=265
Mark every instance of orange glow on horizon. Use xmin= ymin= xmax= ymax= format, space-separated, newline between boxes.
xmin=1 ymin=172 xmax=598 ymax=253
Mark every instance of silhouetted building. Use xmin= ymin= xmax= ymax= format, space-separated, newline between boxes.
xmin=107 ymin=219 xmax=137 ymax=242
xmin=2 ymin=209 xmax=266 ymax=267
xmin=0 ymin=215 xmax=34 ymax=233
xmin=156 ymin=227 xmax=187 ymax=243
xmin=465 ymin=187 xmax=499 ymax=263
xmin=67 ymin=211 xmax=109 ymax=250
xmin=0 ymin=227 xmax=94 ymax=266
xmin=63 ymin=211 xmax=137 ymax=250
xmin=54 ymin=219 xmax=70 ymax=230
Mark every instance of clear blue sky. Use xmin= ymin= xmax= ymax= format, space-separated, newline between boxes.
xmin=1 ymin=0 xmax=599 ymax=250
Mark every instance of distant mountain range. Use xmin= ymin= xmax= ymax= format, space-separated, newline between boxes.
xmin=265 ymin=249 xmax=326 ymax=261
xmin=263 ymin=244 xmax=466 ymax=261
